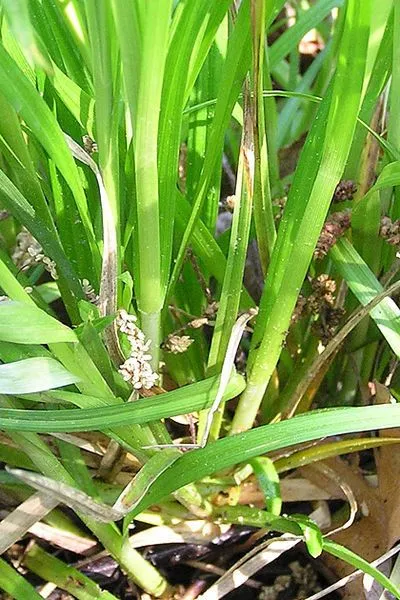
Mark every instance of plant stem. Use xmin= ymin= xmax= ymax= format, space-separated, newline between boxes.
xmin=0 ymin=558 xmax=43 ymax=600
xmin=199 ymin=78 xmax=254 ymax=443
xmin=252 ymin=0 xmax=276 ymax=274
xmin=24 ymin=544 xmax=118 ymax=600
xmin=141 ymin=310 xmax=161 ymax=372
xmin=231 ymin=0 xmax=371 ymax=433
xmin=3 ymin=420 xmax=168 ymax=597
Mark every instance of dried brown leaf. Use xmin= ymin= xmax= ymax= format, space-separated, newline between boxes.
xmin=375 ymin=382 xmax=400 ymax=548
xmin=301 ymin=457 xmax=387 ymax=599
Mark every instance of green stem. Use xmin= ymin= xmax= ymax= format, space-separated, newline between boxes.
xmin=231 ymin=0 xmax=371 ymax=433
xmin=252 ymin=0 xmax=276 ymax=274
xmin=0 ymin=558 xmax=43 ymax=600
xmin=141 ymin=310 xmax=161 ymax=372
xmin=4 ymin=422 xmax=168 ymax=597
xmin=198 ymin=81 xmax=254 ymax=443
xmin=24 ymin=544 xmax=119 ymax=600
xmin=263 ymin=47 xmax=282 ymax=193
xmin=389 ymin=0 xmax=400 ymax=221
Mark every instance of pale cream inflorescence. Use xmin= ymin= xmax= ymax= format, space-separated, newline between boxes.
xmin=164 ymin=334 xmax=194 ymax=354
xmin=116 ymin=309 xmax=159 ymax=390
xmin=12 ymin=228 xmax=99 ymax=304
xmin=12 ymin=227 xmax=58 ymax=280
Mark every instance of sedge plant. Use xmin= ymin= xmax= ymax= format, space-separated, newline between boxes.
xmin=0 ymin=0 xmax=400 ymax=597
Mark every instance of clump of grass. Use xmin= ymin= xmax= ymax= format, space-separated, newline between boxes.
xmin=0 ymin=1 xmax=399 ymax=598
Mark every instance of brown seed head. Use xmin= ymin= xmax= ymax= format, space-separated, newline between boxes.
xmin=333 ymin=180 xmax=357 ymax=203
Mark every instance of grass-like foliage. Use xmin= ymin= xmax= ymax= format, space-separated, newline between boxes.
xmin=0 ymin=0 xmax=400 ymax=597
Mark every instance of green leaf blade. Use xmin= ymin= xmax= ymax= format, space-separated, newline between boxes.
xmin=0 ymin=301 xmax=77 ymax=344
xmin=331 ymin=238 xmax=400 ymax=357
xmin=0 ymin=357 xmax=79 ymax=394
